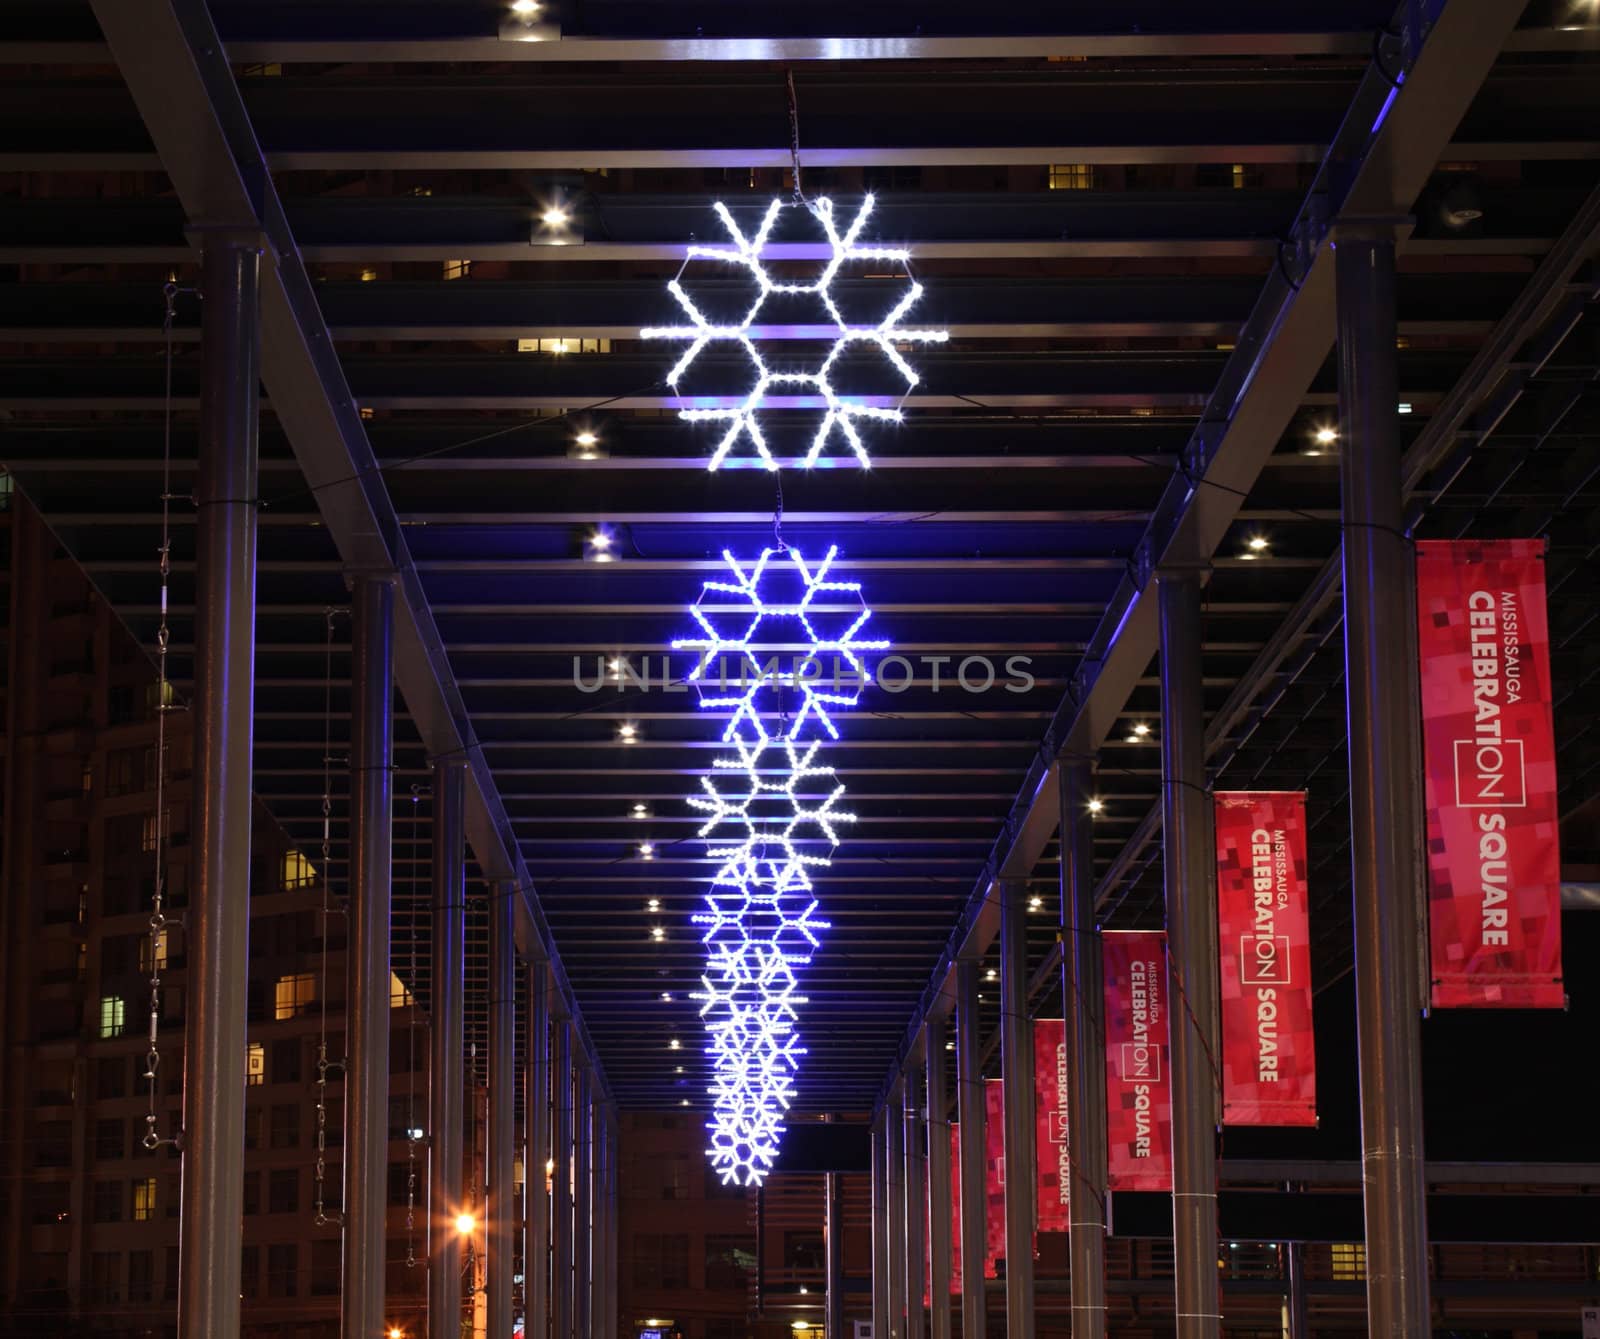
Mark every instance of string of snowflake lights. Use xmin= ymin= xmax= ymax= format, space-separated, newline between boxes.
xmin=672 ymin=545 xmax=886 ymax=1184
xmin=640 ymin=194 xmax=948 ymax=471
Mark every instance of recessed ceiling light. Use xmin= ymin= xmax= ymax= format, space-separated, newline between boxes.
xmin=541 ymin=205 xmax=569 ymax=228
xmin=632 ymin=803 xmax=648 ymax=819
xmin=661 ymin=992 xmax=672 ymax=1002
xmin=1397 ymin=402 xmax=1413 ymax=415
xmin=618 ymin=723 xmax=637 ymax=743
xmin=650 ymin=926 xmax=665 ymax=942
xmin=985 ymin=968 xmax=997 ymax=982
xmin=669 ymin=1038 xmax=681 ymax=1050
xmin=510 ymin=0 xmax=540 ymax=14
xmin=1088 ymin=798 xmax=1104 ymax=815
xmin=1132 ymin=722 xmax=1150 ymax=737
xmin=945 ymin=1040 xmax=954 ymax=1050
xmin=675 ymin=1066 xmax=684 ymax=1075
xmin=639 ymin=842 xmax=655 ymax=860
xmin=646 ymin=898 xmax=660 ymax=912
xmin=1028 ymin=896 xmax=1043 ymax=911
xmin=1314 ymin=425 xmax=1338 ymax=446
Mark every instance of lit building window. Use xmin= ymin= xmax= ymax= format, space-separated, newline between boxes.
xmin=443 ymin=259 xmax=472 ymax=280
xmin=132 ymin=1177 xmax=157 ymax=1222
xmin=99 ymin=996 xmax=126 ymax=1039
xmin=274 ymin=974 xmax=316 ymax=1021
xmin=145 ymin=681 xmax=176 ymax=714
xmin=247 ymin=1042 xmax=266 ymax=1086
xmin=280 ymin=851 xmax=317 ymax=891
xmin=1331 ymin=1243 xmax=1366 ymax=1281
xmin=1048 ymin=164 xmax=1094 ymax=190
xmin=138 ymin=929 xmax=169 ymax=974
xmin=516 ymin=337 xmax=611 ymax=355
xmin=390 ymin=972 xmax=414 ymax=1009
xmin=141 ymin=811 xmax=166 ymax=853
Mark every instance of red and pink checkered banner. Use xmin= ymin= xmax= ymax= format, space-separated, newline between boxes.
xmin=1215 ymin=792 xmax=1317 ymax=1127
xmin=1034 ymin=1018 xmax=1070 ymax=1231
xmin=984 ymin=1079 xmax=1006 ymax=1274
xmin=1103 ymin=930 xmax=1172 ymax=1191
xmin=1417 ymin=539 xmax=1564 ymax=1009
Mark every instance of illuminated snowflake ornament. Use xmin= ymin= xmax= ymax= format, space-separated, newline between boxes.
xmin=641 ymin=194 xmax=948 ymax=470
xmin=675 ymin=544 xmax=885 ymax=1184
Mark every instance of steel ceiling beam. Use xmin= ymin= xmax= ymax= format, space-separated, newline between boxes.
xmin=85 ymin=0 xmax=611 ymax=1102
xmin=871 ymin=0 xmax=1532 ymax=1113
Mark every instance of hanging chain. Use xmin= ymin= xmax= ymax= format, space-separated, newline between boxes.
xmin=142 ymin=282 xmax=192 ymax=1153
xmin=404 ymin=785 xmax=423 ymax=1265
xmin=314 ymin=607 xmax=346 ymax=1225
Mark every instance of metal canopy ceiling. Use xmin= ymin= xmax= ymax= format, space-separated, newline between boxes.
xmin=1 ymin=0 xmax=1598 ymax=1120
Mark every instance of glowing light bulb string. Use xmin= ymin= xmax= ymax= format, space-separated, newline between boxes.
xmin=644 ymin=185 xmax=947 ymax=1185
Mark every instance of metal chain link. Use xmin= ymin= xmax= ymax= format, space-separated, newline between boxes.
xmin=141 ymin=281 xmax=193 ymax=1154
xmin=314 ymin=607 xmax=347 ymax=1225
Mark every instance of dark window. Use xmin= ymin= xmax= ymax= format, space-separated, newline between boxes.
xmin=632 ymin=1233 xmax=690 ymax=1290
xmin=784 ymin=1231 xmax=825 ymax=1272
xmin=267 ymin=1243 xmax=297 ymax=1298
xmin=96 ymin=1057 xmax=126 ymax=1100
xmin=92 ymin=1180 xmax=122 ymax=1223
xmin=165 ymin=1246 xmax=179 ymax=1301
xmin=105 ymin=747 xmax=141 ymax=796
xmin=89 ymin=1250 xmax=120 ymax=1304
xmin=705 ymin=1164 xmax=746 ymax=1199
xmin=108 ymin=684 xmax=137 ymax=725
xmin=240 ymin=1245 xmax=260 ymax=1299
xmin=310 ymin=1239 xmax=342 ymax=1297
xmin=244 ymin=1105 xmax=263 ymax=1150
xmin=128 ymin=1249 xmax=154 ymax=1303
xmin=242 ymin=1171 xmax=261 ymax=1216
xmin=37 ymin=1119 xmax=71 ymax=1167
xmin=704 ymin=1235 xmax=756 ymax=1290
xmin=271 ymin=1037 xmax=302 ymax=1084
xmin=269 ymin=1168 xmax=298 ymax=1215
xmin=95 ymin=1117 xmax=124 ymax=1160
xmin=269 ymin=1103 xmax=299 ymax=1149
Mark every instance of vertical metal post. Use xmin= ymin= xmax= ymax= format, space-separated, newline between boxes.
xmin=904 ymin=1061 xmax=928 ymax=1339
xmin=1334 ymin=223 xmax=1431 ymax=1339
xmin=872 ymin=1115 xmax=890 ymax=1339
xmin=1059 ymin=761 xmax=1108 ymax=1339
xmin=1286 ymin=1241 xmax=1309 ymax=1339
xmin=825 ymin=1166 xmax=846 ymax=1339
xmin=955 ymin=962 xmax=986 ymax=1339
xmin=998 ymin=880 xmax=1036 ymax=1339
xmin=604 ymin=1109 xmax=619 ymax=1339
xmin=574 ymin=1064 xmax=592 ymax=1339
xmin=178 ymin=230 xmax=259 ymax=1339
xmin=488 ymin=883 xmax=516 ymax=1339
xmin=925 ymin=1018 xmax=953 ymax=1339
xmin=1158 ymin=568 xmax=1221 ymax=1339
xmin=552 ymin=1018 xmax=574 ymax=1339
xmin=886 ymin=1082 xmax=906 ymax=1339
xmin=342 ymin=573 xmax=394 ymax=1339
xmin=525 ymin=960 xmax=550 ymax=1339
xmin=589 ymin=1101 xmax=610 ymax=1339
xmin=429 ymin=760 xmax=468 ymax=1339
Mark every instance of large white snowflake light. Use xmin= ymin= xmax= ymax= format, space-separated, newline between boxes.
xmin=641 ymin=194 xmax=948 ymax=471
xmin=675 ymin=544 xmax=884 ymax=1183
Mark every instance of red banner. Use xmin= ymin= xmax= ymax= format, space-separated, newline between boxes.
xmin=1103 ymin=930 xmax=1172 ymax=1191
xmin=1034 ymin=1019 xmax=1069 ymax=1231
xmin=1417 ymin=539 xmax=1564 ymax=1009
xmin=1215 ymin=792 xmax=1317 ymax=1127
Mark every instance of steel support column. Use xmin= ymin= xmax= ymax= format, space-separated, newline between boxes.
xmin=955 ymin=962 xmax=986 ymax=1339
xmin=552 ymin=1018 xmax=574 ymax=1339
xmin=904 ymin=1062 xmax=928 ymax=1339
xmin=602 ymin=1108 xmax=619 ymax=1339
xmin=872 ymin=1116 xmax=890 ymax=1339
xmin=998 ymin=880 xmax=1036 ymax=1339
xmin=1286 ymin=1241 xmax=1310 ymax=1339
xmin=589 ymin=1101 xmax=609 ymax=1339
xmin=525 ymin=959 xmax=550 ymax=1339
xmin=886 ymin=1083 xmax=907 ymax=1339
xmin=344 ymin=573 xmax=395 ymax=1339
xmin=574 ymin=1064 xmax=592 ymax=1339
xmin=1059 ymin=761 xmax=1109 ymax=1339
xmin=429 ymin=759 xmax=468 ymax=1339
xmin=1158 ymin=569 xmax=1221 ymax=1339
xmin=177 ymin=230 xmax=259 ymax=1339
xmin=826 ymin=1167 xmax=846 ymax=1339
xmin=926 ymin=1019 xmax=953 ymax=1339
xmin=487 ymin=882 xmax=516 ymax=1339
xmin=1334 ymin=223 xmax=1431 ymax=1339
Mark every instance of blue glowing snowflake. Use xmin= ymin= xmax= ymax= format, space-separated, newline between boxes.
xmin=641 ymin=194 xmax=947 ymax=471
